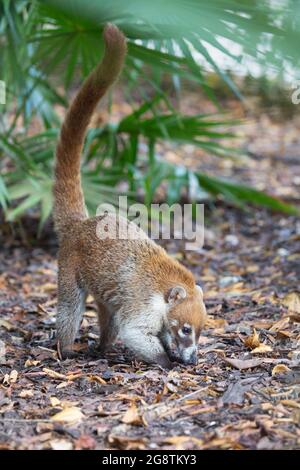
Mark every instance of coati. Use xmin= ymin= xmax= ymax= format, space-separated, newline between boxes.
xmin=53 ymin=24 xmax=207 ymax=368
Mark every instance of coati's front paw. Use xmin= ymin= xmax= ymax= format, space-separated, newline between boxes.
xmin=156 ymin=353 xmax=174 ymax=370
xmin=87 ymin=344 xmax=107 ymax=358
xmin=59 ymin=348 xmax=78 ymax=360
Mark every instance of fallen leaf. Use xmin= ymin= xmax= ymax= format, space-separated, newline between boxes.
xmin=0 ymin=275 xmax=7 ymax=290
xmin=0 ymin=319 xmax=13 ymax=331
xmin=269 ymin=317 xmax=290 ymax=333
xmin=50 ymin=406 xmax=84 ymax=425
xmin=41 ymin=283 xmax=57 ymax=293
xmin=280 ymin=399 xmax=300 ymax=409
xmin=223 ymin=357 xmax=264 ymax=370
xmin=43 ymin=368 xmax=66 ymax=380
xmin=272 ymin=364 xmax=291 ymax=376
xmin=218 ymin=381 xmax=250 ymax=406
xmin=122 ymin=402 xmax=147 ymax=426
xmin=251 ymin=344 xmax=273 ymax=354
xmin=107 ymin=434 xmax=147 ymax=450
xmin=164 ymin=436 xmax=203 ymax=449
xmin=50 ymin=396 xmax=61 ymax=407
xmin=276 ymin=330 xmax=293 ymax=339
xmin=50 ymin=439 xmax=73 ymax=450
xmin=202 ymin=437 xmax=244 ymax=450
xmin=25 ymin=359 xmax=40 ymax=367
xmin=88 ymin=375 xmax=106 ymax=385
xmin=74 ymin=435 xmax=96 ymax=450
xmin=246 ymin=264 xmax=259 ymax=273
xmin=28 ymin=432 xmax=53 ymax=445
xmin=36 ymin=423 xmax=54 ymax=434
xmin=10 ymin=369 xmax=18 ymax=384
xmin=3 ymin=369 xmax=18 ymax=385
xmin=164 ymin=381 xmax=178 ymax=394
xmin=282 ymin=292 xmax=300 ymax=313
xmin=66 ymin=372 xmax=82 ymax=381
xmin=244 ymin=329 xmax=261 ymax=350
xmin=37 ymin=304 xmax=48 ymax=315
xmin=18 ymin=390 xmax=34 ymax=398
xmin=289 ymin=313 xmax=300 ymax=323
xmin=114 ymin=394 xmax=145 ymax=404
xmin=56 ymin=381 xmax=72 ymax=389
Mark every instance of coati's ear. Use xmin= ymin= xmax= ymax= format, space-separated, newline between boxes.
xmin=196 ymin=283 xmax=203 ymax=297
xmin=167 ymin=286 xmax=186 ymax=305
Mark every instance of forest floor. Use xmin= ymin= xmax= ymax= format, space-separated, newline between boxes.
xmin=0 ymin=92 xmax=300 ymax=450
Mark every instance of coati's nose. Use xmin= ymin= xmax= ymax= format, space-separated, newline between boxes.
xmin=189 ymin=351 xmax=198 ymax=365
xmin=183 ymin=350 xmax=197 ymax=365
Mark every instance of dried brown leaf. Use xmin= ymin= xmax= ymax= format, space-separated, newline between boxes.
xmin=223 ymin=357 xmax=264 ymax=370
xmin=0 ymin=320 xmax=13 ymax=331
xmin=43 ymin=368 xmax=66 ymax=380
xmin=18 ymin=389 xmax=34 ymax=398
xmin=25 ymin=359 xmax=40 ymax=367
xmin=251 ymin=344 xmax=273 ymax=354
xmin=88 ymin=374 xmax=106 ymax=385
xmin=107 ymin=434 xmax=147 ymax=450
xmin=74 ymin=435 xmax=96 ymax=450
xmin=244 ymin=329 xmax=261 ymax=350
xmin=272 ymin=364 xmax=291 ymax=376
xmin=3 ymin=369 xmax=18 ymax=385
xmin=164 ymin=436 xmax=203 ymax=449
xmin=49 ymin=396 xmax=61 ymax=407
xmin=282 ymin=292 xmax=300 ymax=313
xmin=122 ymin=402 xmax=147 ymax=426
xmin=50 ymin=439 xmax=73 ymax=450
xmin=50 ymin=406 xmax=83 ymax=425
xmin=269 ymin=317 xmax=290 ymax=333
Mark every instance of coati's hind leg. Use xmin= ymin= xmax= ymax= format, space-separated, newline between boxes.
xmin=56 ymin=267 xmax=87 ymax=359
xmin=96 ymin=303 xmax=117 ymax=355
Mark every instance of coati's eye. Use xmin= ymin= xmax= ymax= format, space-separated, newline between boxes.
xmin=182 ymin=326 xmax=192 ymax=335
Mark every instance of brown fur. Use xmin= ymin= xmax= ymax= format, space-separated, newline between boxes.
xmin=53 ymin=25 xmax=207 ymax=368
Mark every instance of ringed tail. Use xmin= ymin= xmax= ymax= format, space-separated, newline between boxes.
xmin=53 ymin=24 xmax=127 ymax=236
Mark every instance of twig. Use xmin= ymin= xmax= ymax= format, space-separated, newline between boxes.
xmin=0 ymin=418 xmax=52 ymax=423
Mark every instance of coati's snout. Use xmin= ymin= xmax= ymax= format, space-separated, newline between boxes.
xmin=161 ymin=323 xmax=199 ymax=366
xmin=161 ymin=283 xmax=207 ymax=366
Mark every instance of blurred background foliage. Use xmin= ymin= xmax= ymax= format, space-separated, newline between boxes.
xmin=0 ymin=0 xmax=299 ymax=230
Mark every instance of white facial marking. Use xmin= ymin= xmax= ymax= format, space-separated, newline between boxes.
xmin=182 ymin=344 xmax=197 ymax=361
xmin=178 ymin=323 xmax=194 ymax=339
xmin=181 ymin=326 xmax=196 ymax=361
xmin=178 ymin=328 xmax=186 ymax=339
xmin=161 ymin=330 xmax=173 ymax=349
xmin=191 ymin=327 xmax=196 ymax=344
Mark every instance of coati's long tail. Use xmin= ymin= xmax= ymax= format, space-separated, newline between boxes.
xmin=53 ymin=24 xmax=127 ymax=235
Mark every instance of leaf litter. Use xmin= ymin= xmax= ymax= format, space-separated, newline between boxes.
xmin=0 ymin=92 xmax=300 ymax=450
